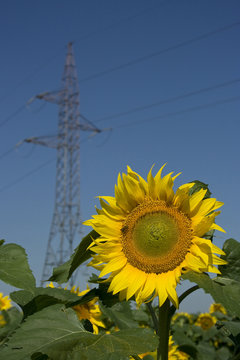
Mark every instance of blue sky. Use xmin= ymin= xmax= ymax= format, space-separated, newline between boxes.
xmin=0 ymin=0 xmax=239 ymax=312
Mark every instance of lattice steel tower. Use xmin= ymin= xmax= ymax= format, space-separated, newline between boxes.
xmin=25 ymin=43 xmax=101 ymax=284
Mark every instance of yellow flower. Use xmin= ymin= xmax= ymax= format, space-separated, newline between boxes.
xmin=172 ymin=312 xmax=192 ymax=324
xmin=0 ymin=314 xmax=6 ymax=327
xmin=209 ymin=303 xmax=227 ymax=315
xmin=71 ymin=286 xmax=105 ymax=334
xmin=0 ymin=293 xmax=11 ymax=311
xmin=195 ymin=313 xmax=217 ymax=330
xmin=46 ymin=283 xmax=105 ymax=334
xmin=131 ymin=336 xmax=189 ymax=359
xmin=85 ymin=165 xmax=226 ymax=308
xmin=169 ymin=336 xmax=189 ymax=359
xmin=46 ymin=282 xmax=55 ymax=288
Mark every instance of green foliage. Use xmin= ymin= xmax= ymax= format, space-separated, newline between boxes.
xmin=171 ymin=309 xmax=235 ymax=360
xmin=0 ymin=307 xmax=22 ymax=342
xmin=49 ymin=230 xmax=99 ymax=284
xmin=1 ymin=230 xmax=240 ymax=359
xmin=0 ymin=243 xmax=35 ymax=291
xmin=100 ymin=301 xmax=139 ymax=330
xmin=219 ymin=238 xmax=240 ymax=282
xmin=183 ymin=271 xmax=240 ymax=318
xmin=1 ymin=304 xmax=158 ymax=360
xmin=89 ymin=273 xmax=120 ymax=307
xmin=69 ymin=328 xmax=158 ymax=360
xmin=10 ymin=286 xmax=98 ymax=319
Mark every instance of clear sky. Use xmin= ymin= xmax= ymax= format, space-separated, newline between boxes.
xmin=0 ymin=0 xmax=239 ymax=313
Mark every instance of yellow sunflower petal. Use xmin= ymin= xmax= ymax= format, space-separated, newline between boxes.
xmin=100 ymin=256 xmax=127 ymax=277
xmin=85 ymin=165 xmax=225 ymax=309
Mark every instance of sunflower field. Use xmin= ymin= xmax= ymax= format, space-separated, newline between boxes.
xmin=1 ymin=166 xmax=240 ymax=360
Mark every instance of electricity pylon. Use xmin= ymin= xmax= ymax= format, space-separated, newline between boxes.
xmin=24 ymin=42 xmax=101 ymax=285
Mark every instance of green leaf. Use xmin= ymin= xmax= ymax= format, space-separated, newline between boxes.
xmin=196 ymin=343 xmax=216 ymax=360
xmin=0 ymin=307 xmax=22 ymax=342
xmin=183 ymin=271 xmax=240 ymax=317
xmin=10 ymin=287 xmax=97 ymax=318
xmin=1 ymin=304 xmax=158 ymax=360
xmin=0 ymin=304 xmax=88 ymax=359
xmin=218 ymin=238 xmax=240 ymax=282
xmin=0 ymin=243 xmax=36 ymax=290
xmin=132 ymin=308 xmax=149 ymax=324
xmin=49 ymin=230 xmax=99 ymax=284
xmin=219 ymin=320 xmax=240 ymax=337
xmin=10 ymin=290 xmax=34 ymax=307
xmin=215 ymin=347 xmax=232 ymax=360
xmin=100 ymin=301 xmax=138 ymax=329
xmin=31 ymin=353 xmax=49 ymax=360
xmin=69 ymin=328 xmax=158 ymax=360
xmin=172 ymin=328 xmax=196 ymax=348
xmin=89 ymin=274 xmax=120 ymax=307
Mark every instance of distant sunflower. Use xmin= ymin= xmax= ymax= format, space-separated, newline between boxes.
xmin=172 ymin=312 xmax=192 ymax=324
xmin=195 ymin=313 xmax=217 ymax=330
xmin=168 ymin=336 xmax=189 ymax=359
xmin=71 ymin=286 xmax=105 ymax=334
xmin=85 ymin=165 xmax=226 ymax=308
xmin=0 ymin=293 xmax=11 ymax=311
xmin=133 ymin=336 xmax=189 ymax=359
xmin=46 ymin=283 xmax=105 ymax=334
xmin=209 ymin=303 xmax=227 ymax=315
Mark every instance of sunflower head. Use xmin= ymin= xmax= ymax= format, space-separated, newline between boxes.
xmin=85 ymin=165 xmax=226 ymax=308
xmin=172 ymin=312 xmax=192 ymax=325
xmin=0 ymin=293 xmax=11 ymax=311
xmin=46 ymin=283 xmax=105 ymax=334
xmin=71 ymin=286 xmax=105 ymax=334
xmin=132 ymin=336 xmax=189 ymax=359
xmin=195 ymin=313 xmax=217 ymax=330
xmin=209 ymin=303 xmax=227 ymax=315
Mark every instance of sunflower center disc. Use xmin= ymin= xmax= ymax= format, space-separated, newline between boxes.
xmin=132 ymin=213 xmax=179 ymax=257
xmin=121 ymin=199 xmax=192 ymax=274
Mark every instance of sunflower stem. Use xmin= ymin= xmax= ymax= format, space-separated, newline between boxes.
xmin=157 ymin=298 xmax=170 ymax=360
xmin=146 ymin=302 xmax=159 ymax=336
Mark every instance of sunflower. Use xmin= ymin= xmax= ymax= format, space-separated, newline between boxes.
xmin=172 ymin=312 xmax=192 ymax=324
xmin=209 ymin=303 xmax=227 ymax=315
xmin=195 ymin=313 xmax=217 ymax=330
xmin=71 ymin=286 xmax=105 ymax=334
xmin=0 ymin=293 xmax=11 ymax=311
xmin=168 ymin=336 xmax=189 ymax=359
xmin=85 ymin=165 xmax=226 ymax=308
xmin=132 ymin=336 xmax=189 ymax=359
xmin=46 ymin=283 xmax=105 ymax=334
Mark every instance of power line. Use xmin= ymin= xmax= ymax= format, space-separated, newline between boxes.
xmin=0 ymin=3 xmax=158 ymax=106
xmin=1 ymin=96 xmax=238 ymax=193
xmin=0 ymin=104 xmax=26 ymax=129
xmin=79 ymin=21 xmax=240 ymax=83
xmin=0 ymin=145 xmax=17 ymax=161
xmin=0 ymin=157 xmax=55 ymax=193
xmin=73 ymin=2 xmax=158 ymax=44
xmin=115 ymin=95 xmax=240 ymax=129
xmin=95 ymin=78 xmax=240 ymax=123
xmin=0 ymin=136 xmax=90 ymax=193
xmin=0 ymin=48 xmax=64 ymax=105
